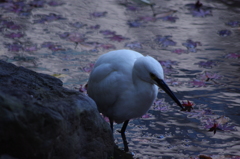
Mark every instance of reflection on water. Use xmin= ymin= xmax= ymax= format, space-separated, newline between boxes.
xmin=0 ymin=0 xmax=240 ymax=158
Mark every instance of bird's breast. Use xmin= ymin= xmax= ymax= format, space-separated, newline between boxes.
xmin=134 ymin=84 xmax=158 ymax=112
xmin=113 ymin=84 xmax=158 ymax=123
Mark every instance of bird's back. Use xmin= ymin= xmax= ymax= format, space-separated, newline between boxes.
xmin=87 ymin=50 xmax=143 ymax=119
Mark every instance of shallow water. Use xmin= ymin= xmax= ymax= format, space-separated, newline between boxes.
xmin=0 ymin=0 xmax=240 ymax=158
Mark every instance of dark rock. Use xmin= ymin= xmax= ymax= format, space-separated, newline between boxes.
xmin=0 ymin=155 xmax=19 ymax=159
xmin=0 ymin=60 xmax=114 ymax=159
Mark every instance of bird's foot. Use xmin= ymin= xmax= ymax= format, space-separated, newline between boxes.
xmin=124 ymin=146 xmax=129 ymax=152
xmin=181 ymin=108 xmax=187 ymax=111
xmin=117 ymin=129 xmax=122 ymax=133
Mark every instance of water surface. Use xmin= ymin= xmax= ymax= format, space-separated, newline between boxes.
xmin=0 ymin=0 xmax=240 ymax=158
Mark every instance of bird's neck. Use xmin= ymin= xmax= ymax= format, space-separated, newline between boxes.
xmin=132 ymin=70 xmax=158 ymax=109
xmin=132 ymin=69 xmax=155 ymax=92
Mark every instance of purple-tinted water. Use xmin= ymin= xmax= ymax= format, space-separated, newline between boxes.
xmin=0 ymin=0 xmax=240 ymax=158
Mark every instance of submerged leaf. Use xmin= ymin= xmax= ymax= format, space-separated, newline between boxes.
xmin=90 ymin=11 xmax=107 ymax=18
xmin=182 ymin=39 xmax=201 ymax=52
xmin=155 ymin=35 xmax=176 ymax=47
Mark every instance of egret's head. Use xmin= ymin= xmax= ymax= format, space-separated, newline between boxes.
xmin=134 ymin=55 xmax=164 ymax=84
xmin=134 ymin=55 xmax=184 ymax=110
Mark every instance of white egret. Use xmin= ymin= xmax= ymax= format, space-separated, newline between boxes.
xmin=87 ymin=49 xmax=184 ymax=152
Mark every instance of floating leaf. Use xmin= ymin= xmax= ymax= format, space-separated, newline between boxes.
xmin=153 ymin=99 xmax=170 ymax=112
xmin=226 ymin=21 xmax=240 ymax=27
xmin=155 ymin=35 xmax=176 ymax=47
xmin=182 ymin=39 xmax=201 ymax=52
xmin=186 ymin=1 xmax=212 ymax=17
xmin=138 ymin=15 xmax=156 ymax=22
xmin=154 ymin=98 xmax=165 ymax=106
xmin=0 ymin=19 xmax=22 ymax=30
xmin=171 ymin=49 xmax=188 ymax=54
xmin=165 ymin=78 xmax=183 ymax=86
xmin=127 ymin=20 xmax=142 ymax=27
xmin=182 ymin=100 xmax=194 ymax=112
xmin=196 ymin=60 xmax=217 ymax=68
xmin=98 ymin=43 xmax=116 ymax=50
xmin=68 ymin=32 xmax=86 ymax=43
xmin=41 ymin=42 xmax=64 ymax=51
xmin=225 ymin=52 xmax=240 ymax=59
xmin=159 ymin=60 xmax=178 ymax=68
xmin=125 ymin=41 xmax=142 ymax=49
xmin=203 ymin=116 xmax=236 ymax=134
xmin=99 ymin=30 xmax=116 ymax=36
xmin=87 ymin=24 xmax=100 ymax=30
xmin=0 ymin=1 xmax=32 ymax=16
xmin=69 ymin=22 xmax=86 ymax=28
xmin=196 ymin=71 xmax=222 ymax=83
xmin=47 ymin=1 xmax=64 ymax=6
xmin=33 ymin=13 xmax=64 ymax=23
xmin=161 ymin=16 xmax=179 ymax=22
xmin=58 ymin=32 xmax=70 ymax=39
xmin=191 ymin=9 xmax=212 ymax=17
xmin=216 ymin=116 xmax=230 ymax=125
xmin=100 ymin=30 xmax=128 ymax=42
xmin=218 ymin=124 xmax=236 ymax=131
xmin=218 ymin=29 xmax=232 ymax=37
xmin=163 ymin=67 xmax=178 ymax=75
xmin=208 ymin=123 xmax=220 ymax=134
xmin=188 ymin=79 xmax=206 ymax=87
xmin=29 ymin=0 xmax=45 ymax=8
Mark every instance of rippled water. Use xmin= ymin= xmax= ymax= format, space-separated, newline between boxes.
xmin=0 ymin=0 xmax=240 ymax=158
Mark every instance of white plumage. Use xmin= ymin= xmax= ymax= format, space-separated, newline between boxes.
xmin=87 ymin=49 xmax=183 ymax=151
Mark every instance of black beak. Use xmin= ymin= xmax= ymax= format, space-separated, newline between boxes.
xmin=155 ymin=78 xmax=184 ymax=110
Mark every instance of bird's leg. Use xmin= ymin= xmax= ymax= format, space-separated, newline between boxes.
xmin=109 ymin=118 xmax=114 ymax=132
xmin=74 ymin=42 xmax=78 ymax=49
xmin=120 ymin=120 xmax=129 ymax=152
xmin=150 ymin=4 xmax=156 ymax=17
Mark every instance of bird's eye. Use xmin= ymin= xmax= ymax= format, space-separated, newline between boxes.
xmin=150 ymin=73 xmax=156 ymax=80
